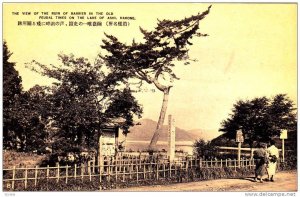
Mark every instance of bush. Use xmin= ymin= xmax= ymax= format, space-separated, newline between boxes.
xmin=3 ymin=150 xmax=47 ymax=168
xmin=278 ymin=153 xmax=297 ymax=171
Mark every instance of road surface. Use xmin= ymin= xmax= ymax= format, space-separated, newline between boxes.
xmin=111 ymin=171 xmax=297 ymax=192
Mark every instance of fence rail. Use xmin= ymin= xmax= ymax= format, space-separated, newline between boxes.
xmin=3 ymin=156 xmax=258 ymax=191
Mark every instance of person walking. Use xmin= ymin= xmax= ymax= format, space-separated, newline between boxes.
xmin=266 ymin=140 xmax=279 ymax=182
xmin=253 ymin=143 xmax=268 ymax=183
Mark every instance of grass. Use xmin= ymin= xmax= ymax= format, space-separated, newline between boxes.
xmin=3 ymin=150 xmax=47 ymax=169
xmin=3 ymin=150 xmax=296 ymax=191
xmin=3 ymin=164 xmax=256 ymax=191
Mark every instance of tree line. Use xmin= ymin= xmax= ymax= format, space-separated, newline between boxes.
xmin=3 ymin=42 xmax=143 ymax=153
xmin=194 ymin=94 xmax=297 ymax=159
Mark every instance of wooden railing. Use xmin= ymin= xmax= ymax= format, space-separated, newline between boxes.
xmin=3 ymin=156 xmax=257 ymax=191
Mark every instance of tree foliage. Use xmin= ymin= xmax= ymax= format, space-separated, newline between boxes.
xmin=3 ymin=41 xmax=22 ymax=101
xmin=219 ymin=94 xmax=297 ymax=147
xmin=100 ymin=6 xmax=211 ymax=91
xmin=100 ymin=6 xmax=211 ymax=148
xmin=29 ymin=54 xmax=143 ymax=153
xmin=3 ymin=42 xmax=49 ymax=151
xmin=3 ymin=41 xmax=23 ymax=149
xmin=17 ymin=85 xmax=50 ymax=151
xmin=193 ymin=139 xmax=219 ymax=159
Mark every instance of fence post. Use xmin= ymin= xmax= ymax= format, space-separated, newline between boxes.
xmin=234 ymin=160 xmax=237 ymax=171
xmin=220 ymin=159 xmax=223 ymax=168
xmin=123 ymin=166 xmax=125 ymax=182
xmin=175 ymin=163 xmax=177 ymax=177
xmin=143 ymin=164 xmax=146 ymax=180
xmin=225 ymin=159 xmax=228 ymax=167
xmin=24 ymin=166 xmax=28 ymax=189
xmin=93 ymin=158 xmax=95 ymax=174
xmin=88 ymin=161 xmax=91 ymax=181
xmin=156 ymin=162 xmax=159 ymax=181
xmin=129 ymin=164 xmax=132 ymax=180
xmin=74 ymin=164 xmax=77 ymax=179
xmin=139 ymin=155 xmax=142 ymax=168
xmin=12 ymin=166 xmax=15 ymax=190
xmin=136 ymin=163 xmax=139 ymax=183
xmin=113 ymin=162 xmax=118 ymax=183
xmin=185 ymin=158 xmax=189 ymax=180
xmin=180 ymin=163 xmax=183 ymax=181
xmin=81 ymin=164 xmax=84 ymax=181
xmin=34 ymin=165 xmax=38 ymax=187
xmin=88 ymin=160 xmax=90 ymax=175
xmin=199 ymin=158 xmax=202 ymax=168
xmin=99 ymin=164 xmax=102 ymax=183
xmin=115 ymin=157 xmax=118 ymax=173
xmin=186 ymin=158 xmax=188 ymax=170
xmin=163 ymin=163 xmax=166 ymax=178
xmin=108 ymin=161 xmax=111 ymax=182
xmin=114 ymin=162 xmax=118 ymax=187
xmin=98 ymin=165 xmax=102 ymax=191
xmin=46 ymin=165 xmax=49 ymax=181
xmin=56 ymin=163 xmax=60 ymax=183
xmin=169 ymin=162 xmax=171 ymax=178
xmin=66 ymin=165 xmax=68 ymax=184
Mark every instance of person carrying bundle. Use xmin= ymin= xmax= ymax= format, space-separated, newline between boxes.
xmin=253 ymin=143 xmax=268 ymax=183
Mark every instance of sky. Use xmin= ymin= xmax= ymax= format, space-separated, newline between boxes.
xmin=3 ymin=3 xmax=297 ymax=132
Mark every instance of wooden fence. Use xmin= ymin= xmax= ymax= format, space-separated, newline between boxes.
xmin=3 ymin=156 xmax=257 ymax=191
xmin=217 ymin=146 xmax=283 ymax=158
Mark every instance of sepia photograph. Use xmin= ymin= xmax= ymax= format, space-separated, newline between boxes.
xmin=1 ymin=2 xmax=298 ymax=195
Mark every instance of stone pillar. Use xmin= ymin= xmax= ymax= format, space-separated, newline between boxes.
xmin=168 ymin=115 xmax=176 ymax=162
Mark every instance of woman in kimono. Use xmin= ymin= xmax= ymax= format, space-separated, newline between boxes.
xmin=266 ymin=140 xmax=279 ymax=182
xmin=253 ymin=143 xmax=268 ymax=183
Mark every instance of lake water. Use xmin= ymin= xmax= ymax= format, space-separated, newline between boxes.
xmin=125 ymin=140 xmax=194 ymax=154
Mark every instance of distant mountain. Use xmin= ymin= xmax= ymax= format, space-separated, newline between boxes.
xmin=186 ymin=129 xmax=221 ymax=141
xmin=127 ymin=119 xmax=220 ymax=142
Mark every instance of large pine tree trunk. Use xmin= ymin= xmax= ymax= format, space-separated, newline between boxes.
xmin=149 ymin=87 xmax=171 ymax=149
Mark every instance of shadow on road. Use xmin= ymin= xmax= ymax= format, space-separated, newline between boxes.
xmin=240 ymin=176 xmax=258 ymax=183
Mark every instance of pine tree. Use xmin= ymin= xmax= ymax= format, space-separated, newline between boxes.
xmin=3 ymin=41 xmax=23 ymax=149
xmin=100 ymin=6 xmax=212 ymax=149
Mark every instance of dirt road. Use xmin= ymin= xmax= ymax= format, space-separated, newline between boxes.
xmin=111 ymin=171 xmax=297 ymax=192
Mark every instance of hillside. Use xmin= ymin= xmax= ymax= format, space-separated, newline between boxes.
xmin=127 ymin=119 xmax=219 ymax=142
xmin=187 ymin=128 xmax=221 ymax=141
